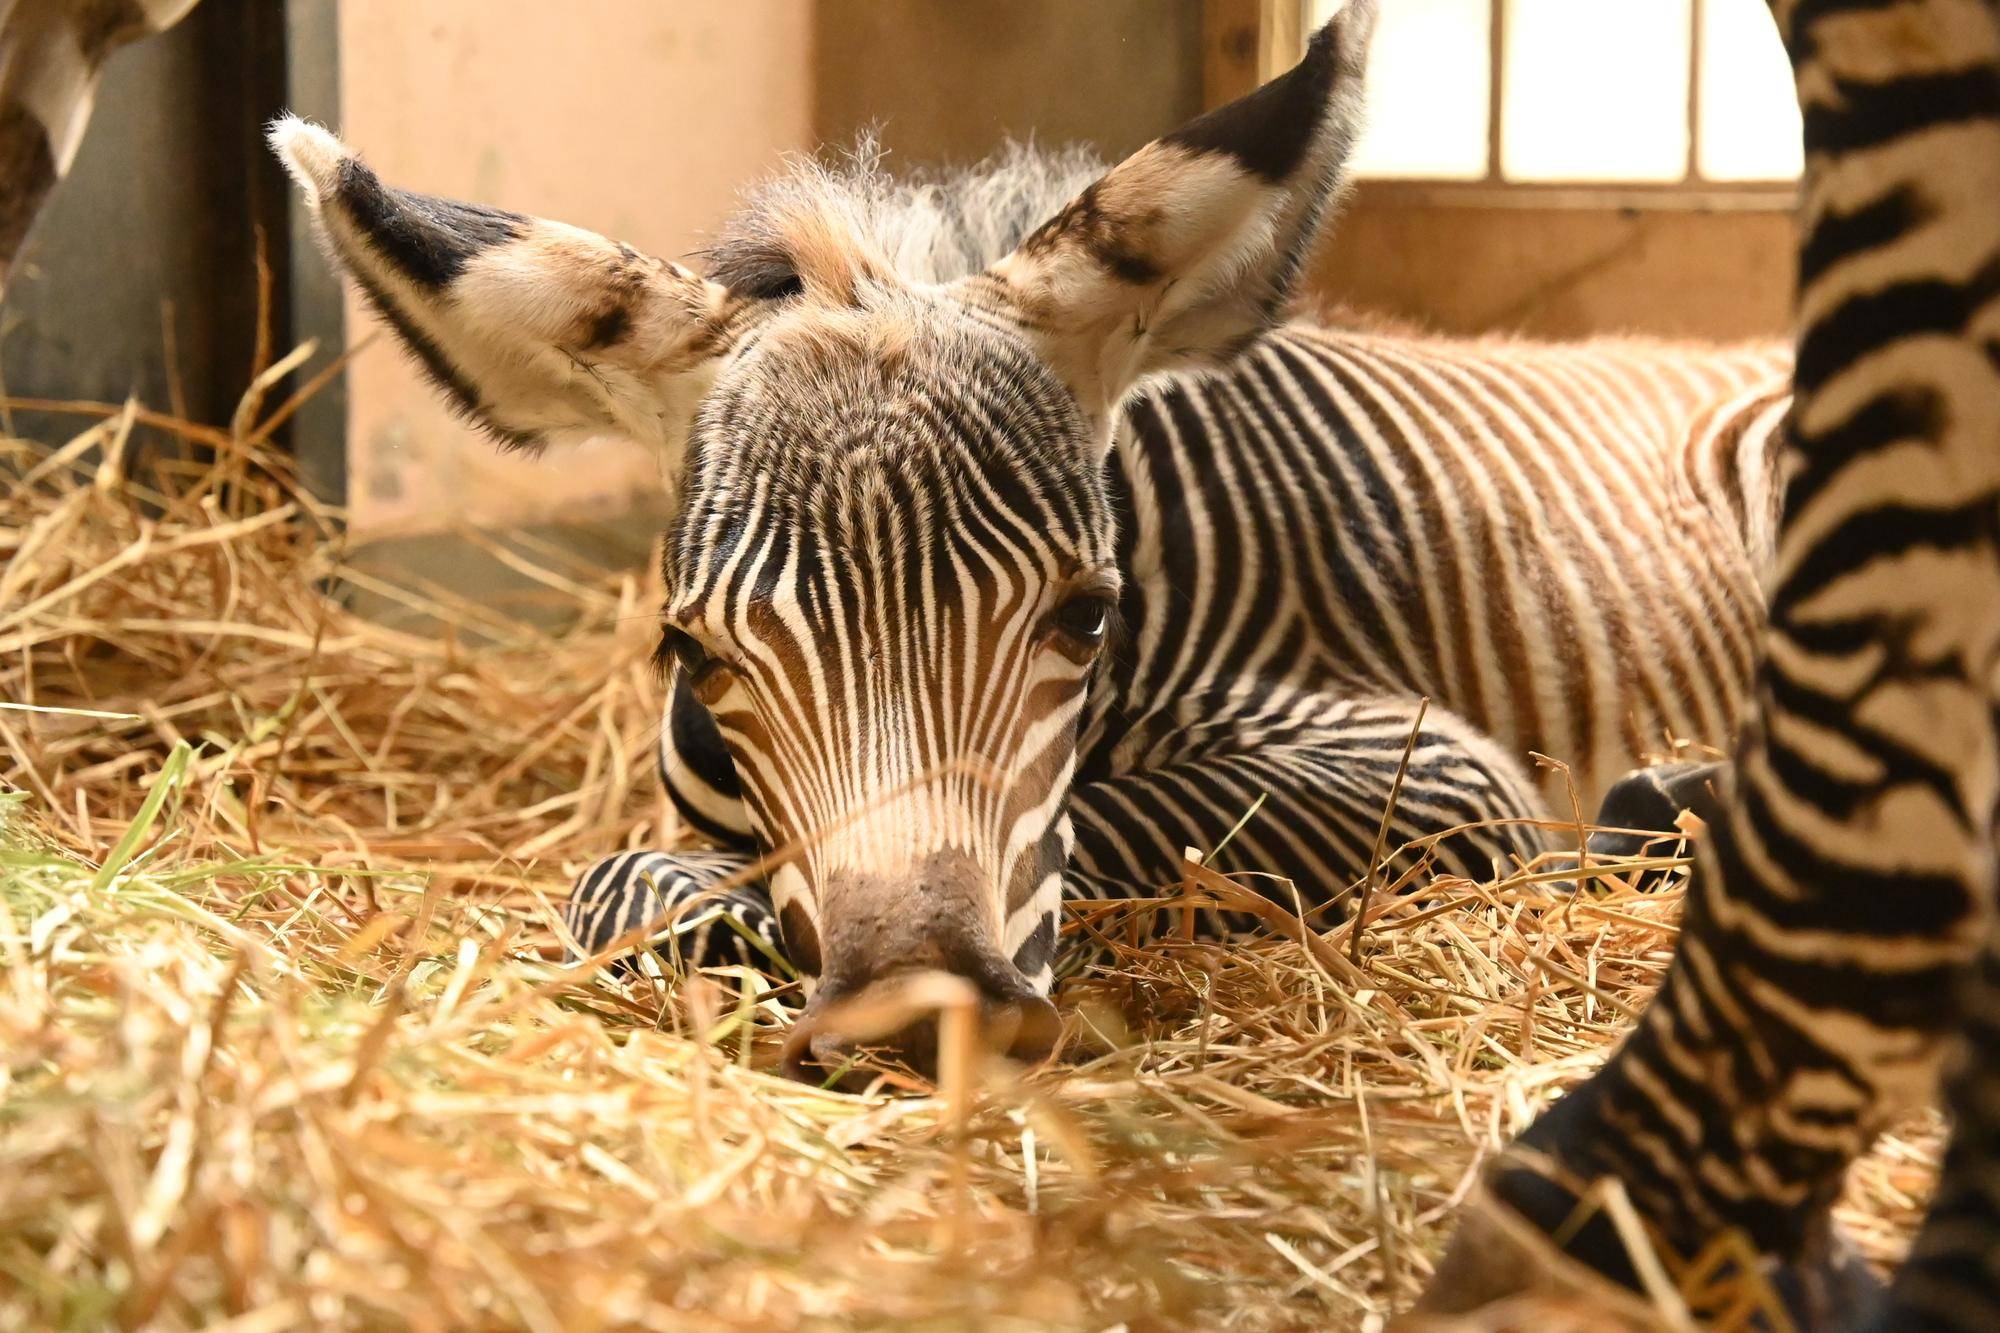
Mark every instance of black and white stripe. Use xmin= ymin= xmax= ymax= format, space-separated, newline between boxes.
xmin=573 ymin=320 xmax=1791 ymax=978
xmin=562 ymin=848 xmax=783 ymax=977
xmin=1424 ymin=1 xmax=2000 ymax=1325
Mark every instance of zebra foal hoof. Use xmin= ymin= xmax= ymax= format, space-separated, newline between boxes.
xmin=1574 ymin=760 xmax=1727 ymax=894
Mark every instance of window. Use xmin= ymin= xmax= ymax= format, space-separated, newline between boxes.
xmin=1302 ymin=0 xmax=1800 ymax=198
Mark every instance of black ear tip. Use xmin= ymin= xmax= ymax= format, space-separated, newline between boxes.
xmin=330 ymin=153 xmax=378 ymax=198
xmin=1160 ymin=0 xmax=1372 ymax=183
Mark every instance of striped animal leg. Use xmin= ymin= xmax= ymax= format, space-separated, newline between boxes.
xmin=563 ymin=848 xmax=784 ymax=977
xmin=1421 ymin=0 xmax=2000 ymax=1324
xmin=0 ymin=0 xmax=201 ymax=293
xmin=1878 ymin=927 xmax=2000 ymax=1328
xmin=1067 ymin=692 xmax=1551 ymax=935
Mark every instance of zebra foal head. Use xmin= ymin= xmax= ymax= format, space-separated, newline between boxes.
xmin=272 ymin=1 xmax=1374 ymax=1068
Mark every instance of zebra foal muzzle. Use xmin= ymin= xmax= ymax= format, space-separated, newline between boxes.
xmin=778 ymin=851 xmax=1061 ymax=1080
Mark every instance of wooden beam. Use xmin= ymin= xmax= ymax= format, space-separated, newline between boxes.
xmin=1203 ymin=0 xmax=1308 ymax=108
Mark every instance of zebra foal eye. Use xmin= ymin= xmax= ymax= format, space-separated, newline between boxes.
xmin=1048 ymin=593 xmax=1114 ymax=648
xmin=658 ymin=626 xmax=724 ymax=684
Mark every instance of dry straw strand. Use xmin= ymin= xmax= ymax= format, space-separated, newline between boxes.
xmin=0 ymin=347 xmax=1937 ymax=1330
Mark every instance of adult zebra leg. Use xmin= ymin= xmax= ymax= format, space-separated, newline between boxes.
xmin=1421 ymin=0 xmax=2000 ymax=1323
xmin=0 ymin=0 xmax=202 ymax=293
xmin=1878 ymin=920 xmax=2000 ymax=1329
xmin=1065 ymin=692 xmax=1552 ymax=936
xmin=563 ymin=848 xmax=784 ymax=977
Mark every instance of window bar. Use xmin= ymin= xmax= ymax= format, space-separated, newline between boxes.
xmin=1486 ymin=0 xmax=1507 ymax=183
xmin=1686 ymin=0 xmax=1706 ymax=184
xmin=1333 ymin=0 xmax=1792 ymax=209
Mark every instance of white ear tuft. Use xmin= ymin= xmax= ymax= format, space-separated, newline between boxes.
xmin=267 ymin=115 xmax=350 ymax=204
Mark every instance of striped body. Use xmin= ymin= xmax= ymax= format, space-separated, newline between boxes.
xmin=1095 ymin=326 xmax=1787 ymax=813
xmin=640 ymin=319 xmax=1791 ymax=977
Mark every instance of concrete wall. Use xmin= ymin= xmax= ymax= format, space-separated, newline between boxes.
xmin=336 ymin=0 xmax=814 ymax=536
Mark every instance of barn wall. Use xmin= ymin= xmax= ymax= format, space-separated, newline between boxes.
xmin=808 ymin=4 xmax=1791 ymax=344
xmin=812 ymin=0 xmax=1205 ymax=169
xmin=336 ymin=0 xmax=815 ymax=536
xmin=1312 ymin=195 xmax=1793 ymax=344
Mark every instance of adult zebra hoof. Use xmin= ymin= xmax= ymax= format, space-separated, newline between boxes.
xmin=1577 ymin=760 xmax=1727 ymax=894
xmin=1771 ymin=1240 xmax=1886 ymax=1331
xmin=1413 ymin=1175 xmax=1884 ymax=1330
xmin=1411 ymin=1186 xmax=1668 ymax=1328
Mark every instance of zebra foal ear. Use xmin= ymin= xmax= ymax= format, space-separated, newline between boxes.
xmin=981 ymin=0 xmax=1375 ymax=427
xmin=268 ymin=116 xmax=735 ymax=459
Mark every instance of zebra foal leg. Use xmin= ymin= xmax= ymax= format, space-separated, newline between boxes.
xmin=558 ymin=685 xmax=782 ymax=977
xmin=1066 ymin=693 xmax=1552 ymax=933
xmin=563 ymin=847 xmax=785 ymax=977
xmin=1580 ymin=759 xmax=1727 ymax=892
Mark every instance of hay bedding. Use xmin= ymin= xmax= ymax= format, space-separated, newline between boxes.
xmin=0 ymin=365 xmax=1939 ymax=1331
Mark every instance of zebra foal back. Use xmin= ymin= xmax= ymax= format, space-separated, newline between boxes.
xmin=1104 ymin=320 xmax=1790 ymax=810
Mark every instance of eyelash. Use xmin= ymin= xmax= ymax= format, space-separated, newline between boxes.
xmin=658 ymin=627 xmax=722 ymax=683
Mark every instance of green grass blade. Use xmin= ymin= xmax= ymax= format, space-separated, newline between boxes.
xmin=87 ymin=741 xmax=193 ymax=894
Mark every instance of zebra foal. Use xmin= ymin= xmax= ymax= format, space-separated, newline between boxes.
xmin=271 ymin=2 xmax=1794 ymax=1074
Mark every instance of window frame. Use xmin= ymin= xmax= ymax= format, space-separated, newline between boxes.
xmin=1205 ymin=0 xmax=1797 ymax=212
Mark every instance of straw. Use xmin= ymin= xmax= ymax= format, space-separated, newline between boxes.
xmin=0 ymin=351 xmax=1935 ymax=1329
